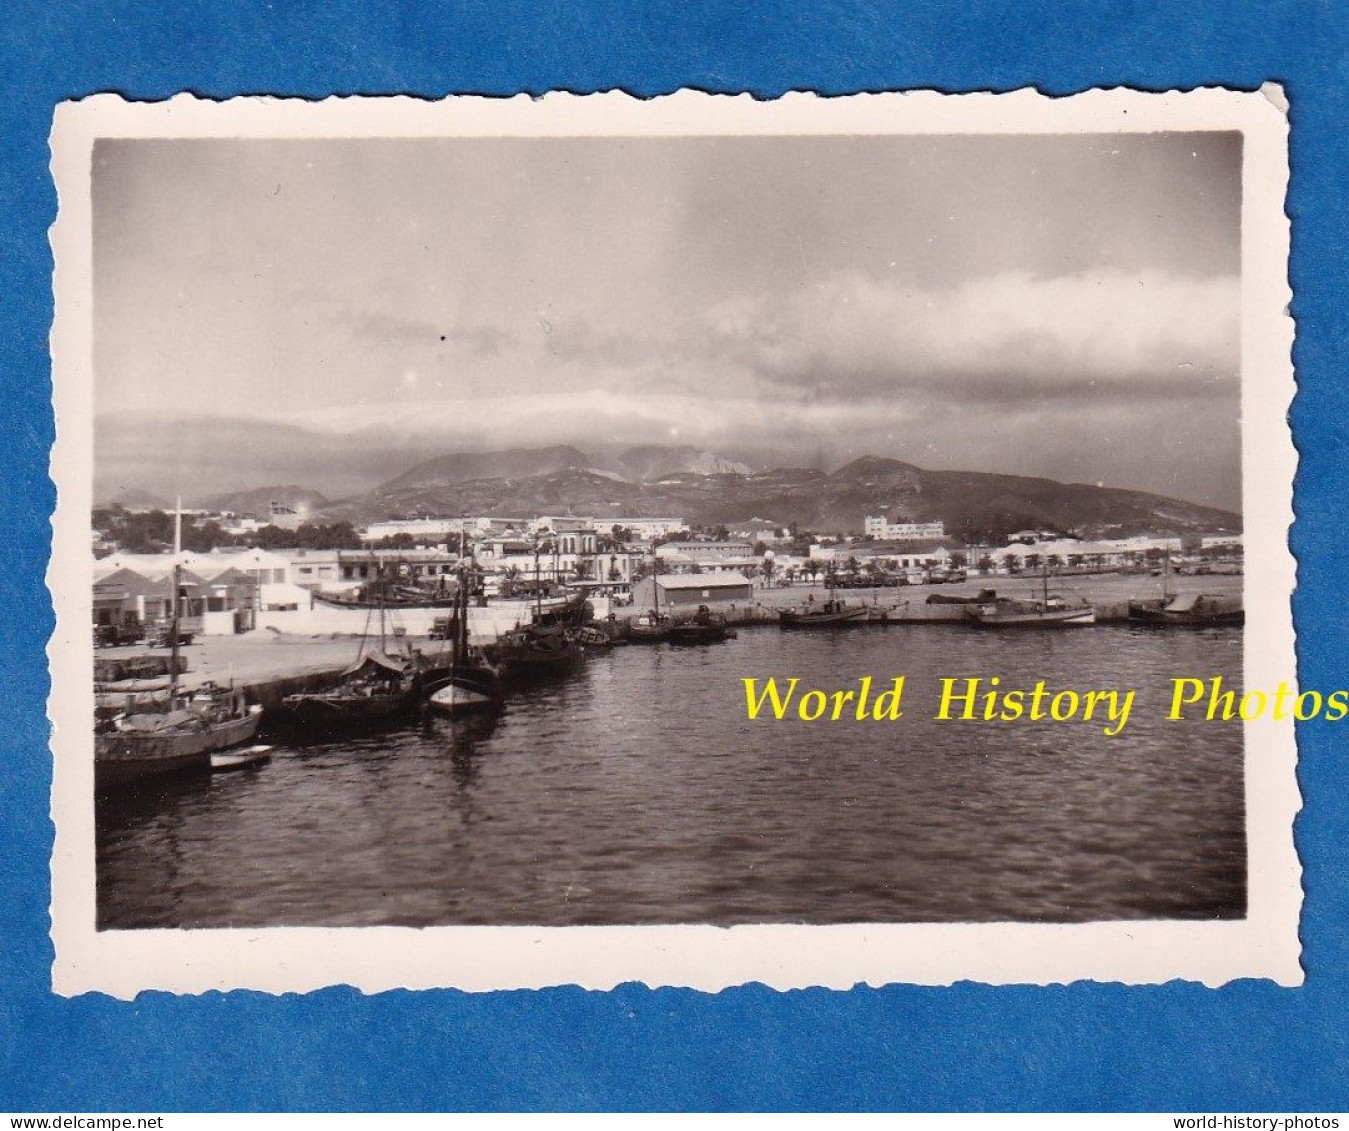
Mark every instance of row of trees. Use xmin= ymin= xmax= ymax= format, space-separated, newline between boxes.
xmin=92 ymin=507 xmax=365 ymax=554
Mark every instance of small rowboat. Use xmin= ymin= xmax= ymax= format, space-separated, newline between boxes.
xmin=211 ymin=745 xmax=273 ymax=772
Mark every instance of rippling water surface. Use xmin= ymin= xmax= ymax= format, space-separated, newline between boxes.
xmin=97 ymin=625 xmax=1245 ymax=928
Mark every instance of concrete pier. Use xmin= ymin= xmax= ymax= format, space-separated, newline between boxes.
xmin=93 ymin=572 xmax=1240 ymax=716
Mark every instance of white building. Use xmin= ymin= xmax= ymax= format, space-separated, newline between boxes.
xmin=864 ymin=516 xmax=946 ymax=540
xmin=361 ymin=518 xmax=465 ymax=542
xmin=601 ymin=517 xmax=687 ymax=540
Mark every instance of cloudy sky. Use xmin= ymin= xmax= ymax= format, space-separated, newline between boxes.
xmin=93 ymin=132 xmax=1242 ymax=507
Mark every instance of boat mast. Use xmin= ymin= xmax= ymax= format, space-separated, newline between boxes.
xmin=170 ymin=496 xmax=182 ymax=699
xmin=652 ymin=546 xmax=660 ymax=618
xmin=534 ymin=537 xmax=542 ymax=620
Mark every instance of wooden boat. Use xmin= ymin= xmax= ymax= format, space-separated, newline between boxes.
xmin=211 ymin=745 xmax=273 ymax=772
xmin=967 ymin=562 xmax=1094 ymax=627
xmin=280 ymin=574 xmax=436 ymax=734
xmin=426 ymin=570 xmax=501 ymax=715
xmin=1127 ymin=552 xmax=1243 ymax=625
xmin=570 ymin=624 xmax=617 ymax=650
xmin=278 ymin=650 xmax=426 ymax=733
xmin=966 ymin=596 xmax=1096 ymax=628
xmin=96 ymin=683 xmax=262 ymax=791
xmin=312 ymin=587 xmax=457 ymax=610
xmin=779 ymin=566 xmax=873 ymax=627
xmin=778 ymin=598 xmax=870 ymax=627
xmin=498 ymin=623 xmax=584 ymax=678
xmin=1129 ymin=591 xmax=1244 ymax=626
xmin=94 ymin=519 xmax=262 ymax=791
xmin=428 ymin=681 xmax=496 ymax=715
xmin=627 ymin=610 xmax=673 ymax=643
xmin=669 ymin=605 xmax=732 ymax=645
xmin=495 ymin=558 xmax=588 ymax=678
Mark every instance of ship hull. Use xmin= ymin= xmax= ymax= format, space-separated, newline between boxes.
xmin=778 ymin=608 xmax=871 ymax=628
xmin=428 ymin=682 xmax=497 ymax=715
xmin=969 ymin=607 xmax=1096 ymax=628
xmin=272 ymin=691 xmax=419 ymax=735
xmin=95 ymin=710 xmax=261 ymax=791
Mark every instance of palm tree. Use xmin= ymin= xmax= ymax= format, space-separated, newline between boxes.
xmin=760 ymin=556 xmax=777 ymax=587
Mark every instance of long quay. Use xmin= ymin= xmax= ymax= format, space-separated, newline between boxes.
xmin=609 ymin=571 xmax=1243 ymax=629
xmin=92 ymin=574 xmax=1242 ymax=720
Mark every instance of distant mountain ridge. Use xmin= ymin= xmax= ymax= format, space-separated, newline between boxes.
xmin=199 ymin=485 xmax=330 ymax=515
xmin=310 ymin=446 xmax=1240 ymax=541
xmin=374 ymin=444 xmax=752 ymax=495
xmin=96 ymin=488 xmax=172 ymax=510
xmin=376 ymin=446 xmax=592 ymax=492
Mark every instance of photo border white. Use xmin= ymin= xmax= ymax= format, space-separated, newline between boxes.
xmin=47 ymin=89 xmax=1301 ymax=998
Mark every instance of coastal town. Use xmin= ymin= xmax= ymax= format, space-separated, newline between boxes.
xmin=77 ymin=119 xmax=1256 ymax=942
xmin=93 ymin=498 xmax=1244 ymax=646
xmin=88 ymin=485 xmax=1246 ymax=793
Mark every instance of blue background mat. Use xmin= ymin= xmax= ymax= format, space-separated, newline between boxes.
xmin=2 ymin=1 xmax=1345 ymax=1111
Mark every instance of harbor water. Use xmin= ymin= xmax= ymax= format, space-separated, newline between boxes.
xmin=96 ymin=624 xmax=1245 ymax=928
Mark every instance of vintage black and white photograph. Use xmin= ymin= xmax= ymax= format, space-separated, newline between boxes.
xmin=48 ymin=91 xmax=1299 ymax=996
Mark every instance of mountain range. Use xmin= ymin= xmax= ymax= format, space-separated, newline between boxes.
xmin=99 ymin=445 xmax=1240 ymax=541
xmin=315 ymin=446 xmax=1239 ymax=541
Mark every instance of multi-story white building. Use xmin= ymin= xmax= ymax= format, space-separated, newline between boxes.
xmin=863 ymin=516 xmax=946 ymax=540
xmin=600 ymin=517 xmax=687 ymax=540
xmin=360 ymin=516 xmax=526 ymax=543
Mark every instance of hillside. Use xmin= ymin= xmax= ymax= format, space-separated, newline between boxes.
xmin=314 ymin=448 xmax=1240 ymax=540
xmin=95 ymin=488 xmax=173 ymax=510
xmin=375 ymin=446 xmax=591 ymax=493
xmin=199 ymin=485 xmax=330 ymax=515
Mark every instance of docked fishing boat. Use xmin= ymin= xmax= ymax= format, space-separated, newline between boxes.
xmin=1127 ymin=552 xmax=1243 ymax=625
xmin=1128 ymin=591 xmax=1244 ymax=626
xmin=278 ymin=649 xmax=427 ymax=733
xmin=629 ymin=551 xmax=674 ymax=642
xmin=278 ymin=581 xmax=433 ymax=734
xmin=495 ymin=557 xmax=588 ymax=678
xmin=313 ymin=586 xmax=457 ymax=610
xmin=428 ymin=681 xmax=496 ymax=715
xmin=779 ymin=567 xmax=874 ymax=627
xmin=779 ymin=598 xmax=870 ymax=627
xmin=96 ymin=683 xmax=263 ymax=791
xmin=967 ymin=563 xmax=1094 ymax=628
xmin=569 ymin=624 xmax=618 ymax=650
xmin=966 ymin=595 xmax=1096 ymax=628
xmin=497 ymin=622 xmax=584 ymax=678
xmin=627 ymin=610 xmax=673 ymax=643
xmin=426 ymin=570 xmax=502 ymax=716
xmin=669 ymin=605 xmax=732 ymax=645
xmin=96 ymin=692 xmax=262 ymax=791
xmin=95 ymin=520 xmax=263 ymax=793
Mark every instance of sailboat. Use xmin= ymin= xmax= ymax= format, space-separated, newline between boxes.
xmin=95 ymin=499 xmax=261 ymax=791
xmin=277 ymin=563 xmax=429 ymax=734
xmin=967 ymin=562 xmax=1095 ymax=628
xmin=495 ymin=540 xmax=585 ymax=677
xmin=427 ymin=567 xmax=501 ymax=716
xmin=628 ymin=553 xmax=674 ymax=642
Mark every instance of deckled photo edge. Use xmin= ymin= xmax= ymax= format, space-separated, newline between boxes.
xmin=46 ymin=89 xmax=1300 ymax=998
